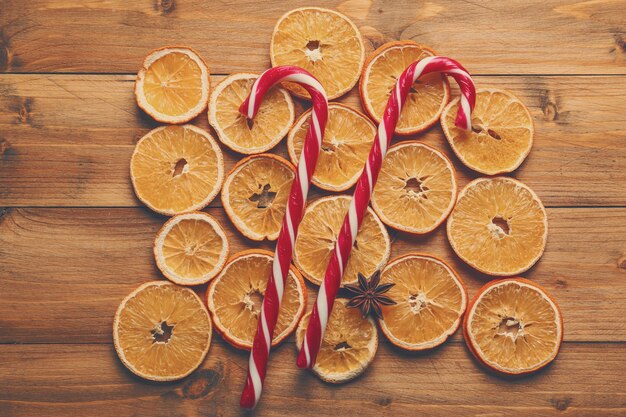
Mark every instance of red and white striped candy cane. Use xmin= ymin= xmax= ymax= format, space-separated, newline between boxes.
xmin=238 ymin=66 xmax=328 ymax=409
xmin=296 ymin=56 xmax=476 ymax=369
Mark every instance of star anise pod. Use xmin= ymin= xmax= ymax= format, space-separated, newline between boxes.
xmin=345 ymin=270 xmax=396 ymax=320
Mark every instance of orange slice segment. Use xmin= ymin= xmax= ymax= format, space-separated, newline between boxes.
xmin=442 ymin=89 xmax=534 ymax=175
xmin=221 ymin=154 xmax=295 ymax=241
xmin=371 ymin=141 xmax=457 ymax=234
xmin=271 ymin=7 xmax=365 ymax=100
xmin=294 ymin=195 xmax=390 ymax=286
xmin=360 ymin=41 xmax=450 ymax=135
xmin=447 ymin=177 xmax=548 ymax=276
xmin=207 ymin=249 xmax=306 ymax=350
xmin=464 ymin=278 xmax=563 ymax=375
xmin=135 ymin=47 xmax=210 ymax=124
xmin=208 ymin=73 xmax=295 ymax=154
xmin=378 ymin=253 xmax=467 ymax=350
xmin=113 ymin=281 xmax=211 ymax=381
xmin=296 ymin=298 xmax=377 ymax=383
xmin=287 ymin=103 xmax=376 ymax=191
xmin=154 ymin=212 xmax=229 ymax=286
xmin=130 ymin=125 xmax=224 ymax=216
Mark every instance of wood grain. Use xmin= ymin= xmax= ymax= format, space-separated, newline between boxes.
xmin=1 ymin=1 xmax=626 ymax=415
xmin=1 ymin=75 xmax=625 ymax=207
xmin=1 ymin=0 xmax=625 ymax=75
xmin=1 ymin=342 xmax=625 ymax=416
xmin=1 ymin=207 xmax=625 ymax=344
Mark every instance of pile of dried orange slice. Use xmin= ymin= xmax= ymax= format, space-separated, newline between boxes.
xmin=114 ymin=6 xmax=562 ymax=389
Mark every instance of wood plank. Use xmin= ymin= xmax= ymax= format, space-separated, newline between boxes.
xmin=0 ymin=207 xmax=625 ymax=344
xmin=1 ymin=0 xmax=625 ymax=74
xmin=1 ymin=75 xmax=625 ymax=207
xmin=1 ymin=342 xmax=625 ymax=416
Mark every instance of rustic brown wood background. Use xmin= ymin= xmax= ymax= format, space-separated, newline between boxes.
xmin=1 ymin=0 xmax=625 ymax=416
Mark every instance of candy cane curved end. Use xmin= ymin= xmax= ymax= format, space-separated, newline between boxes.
xmin=239 ymin=67 xmax=327 ymax=120
xmin=410 ymin=56 xmax=475 ymax=131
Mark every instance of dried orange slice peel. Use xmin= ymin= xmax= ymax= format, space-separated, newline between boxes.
xmin=221 ymin=154 xmax=295 ymax=241
xmin=464 ymin=278 xmax=563 ymax=375
xmin=209 ymin=73 xmax=295 ymax=154
xmin=360 ymin=41 xmax=450 ymax=135
xmin=288 ymin=103 xmax=376 ymax=191
xmin=378 ymin=253 xmax=467 ymax=350
xmin=135 ymin=47 xmax=210 ymax=124
xmin=113 ymin=281 xmax=212 ymax=381
xmin=154 ymin=212 xmax=229 ymax=286
xmin=442 ymin=88 xmax=534 ymax=175
xmin=447 ymin=177 xmax=548 ymax=276
xmin=371 ymin=141 xmax=457 ymax=234
xmin=130 ymin=125 xmax=224 ymax=216
xmin=294 ymin=195 xmax=390 ymax=286
xmin=207 ymin=249 xmax=306 ymax=350
xmin=271 ymin=7 xmax=364 ymax=100
xmin=296 ymin=298 xmax=377 ymax=383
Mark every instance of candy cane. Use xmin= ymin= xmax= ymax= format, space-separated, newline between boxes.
xmin=296 ymin=56 xmax=476 ymax=369
xmin=239 ymin=66 xmax=328 ymax=409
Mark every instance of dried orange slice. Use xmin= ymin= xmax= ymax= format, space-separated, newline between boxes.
xmin=464 ymin=278 xmax=563 ymax=375
xmin=287 ymin=103 xmax=376 ymax=191
xmin=154 ymin=212 xmax=229 ymax=286
xmin=371 ymin=141 xmax=457 ymax=234
xmin=441 ymin=89 xmax=534 ymax=175
xmin=135 ymin=47 xmax=210 ymax=124
xmin=378 ymin=253 xmax=467 ymax=350
xmin=296 ymin=298 xmax=377 ymax=383
xmin=130 ymin=125 xmax=224 ymax=216
xmin=294 ymin=195 xmax=390 ymax=286
xmin=207 ymin=249 xmax=306 ymax=350
xmin=447 ymin=177 xmax=548 ymax=276
xmin=360 ymin=41 xmax=450 ymax=135
xmin=270 ymin=7 xmax=365 ymax=100
xmin=208 ymin=73 xmax=295 ymax=154
xmin=221 ymin=154 xmax=295 ymax=241
xmin=113 ymin=281 xmax=211 ymax=381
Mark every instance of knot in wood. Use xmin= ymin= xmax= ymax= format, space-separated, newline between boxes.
xmin=181 ymin=367 xmax=222 ymax=399
xmin=155 ymin=0 xmax=175 ymax=14
xmin=540 ymin=90 xmax=559 ymax=121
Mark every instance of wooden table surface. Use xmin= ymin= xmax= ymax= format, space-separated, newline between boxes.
xmin=1 ymin=1 xmax=625 ymax=416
